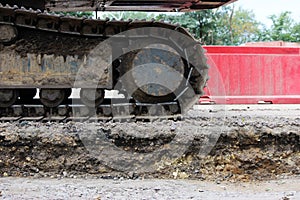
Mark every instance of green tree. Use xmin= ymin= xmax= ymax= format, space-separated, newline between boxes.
xmin=157 ymin=11 xmax=218 ymax=44
xmin=263 ymin=11 xmax=300 ymax=42
xmin=214 ymin=6 xmax=262 ymax=45
xmin=157 ymin=6 xmax=261 ymax=45
xmin=292 ymin=23 xmax=300 ymax=42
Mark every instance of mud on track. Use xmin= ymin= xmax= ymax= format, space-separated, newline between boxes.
xmin=0 ymin=105 xmax=299 ymax=182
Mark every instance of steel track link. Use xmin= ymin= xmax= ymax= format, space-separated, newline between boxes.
xmin=0 ymin=99 xmax=182 ymax=122
xmin=0 ymin=3 xmax=192 ymax=38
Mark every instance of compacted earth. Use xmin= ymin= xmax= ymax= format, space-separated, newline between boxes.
xmin=1 ymin=176 xmax=299 ymax=199
xmin=0 ymin=104 xmax=299 ymax=199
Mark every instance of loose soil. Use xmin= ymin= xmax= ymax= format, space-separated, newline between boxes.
xmin=0 ymin=105 xmax=299 ymax=182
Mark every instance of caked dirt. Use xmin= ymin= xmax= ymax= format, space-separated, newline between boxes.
xmin=0 ymin=27 xmax=112 ymax=87
xmin=12 ymin=28 xmax=102 ymax=58
xmin=0 ymin=105 xmax=299 ymax=182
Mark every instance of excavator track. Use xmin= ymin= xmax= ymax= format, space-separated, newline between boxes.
xmin=0 ymin=3 xmax=209 ymax=121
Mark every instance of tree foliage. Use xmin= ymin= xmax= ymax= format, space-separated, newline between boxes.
xmin=157 ymin=11 xmax=218 ymax=44
xmin=157 ymin=6 xmax=261 ymax=45
xmin=259 ymin=11 xmax=300 ymax=42
xmin=222 ymin=6 xmax=261 ymax=45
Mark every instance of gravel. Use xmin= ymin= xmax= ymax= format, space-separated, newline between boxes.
xmin=0 ymin=176 xmax=299 ymax=199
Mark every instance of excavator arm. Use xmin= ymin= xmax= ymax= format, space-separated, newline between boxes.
xmin=0 ymin=0 xmax=236 ymax=12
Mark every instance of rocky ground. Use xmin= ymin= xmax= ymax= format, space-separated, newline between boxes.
xmin=0 ymin=104 xmax=299 ymax=199
xmin=0 ymin=176 xmax=299 ymax=199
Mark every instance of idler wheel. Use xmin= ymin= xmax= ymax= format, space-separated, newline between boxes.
xmin=80 ymin=88 xmax=105 ymax=107
xmin=120 ymin=44 xmax=186 ymax=103
xmin=0 ymin=89 xmax=18 ymax=108
xmin=40 ymin=89 xmax=66 ymax=108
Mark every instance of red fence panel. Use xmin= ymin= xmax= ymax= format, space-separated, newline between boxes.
xmin=200 ymin=46 xmax=300 ymax=104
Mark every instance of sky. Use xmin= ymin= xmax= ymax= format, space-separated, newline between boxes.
xmin=233 ymin=0 xmax=300 ymax=26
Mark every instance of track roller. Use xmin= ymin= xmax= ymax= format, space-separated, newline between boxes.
xmin=39 ymin=89 xmax=66 ymax=108
xmin=80 ymin=88 xmax=105 ymax=107
xmin=0 ymin=89 xmax=18 ymax=108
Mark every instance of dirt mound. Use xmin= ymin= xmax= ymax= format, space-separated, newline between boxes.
xmin=0 ymin=108 xmax=299 ymax=181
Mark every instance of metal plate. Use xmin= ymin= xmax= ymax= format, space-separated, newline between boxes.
xmin=201 ymin=46 xmax=300 ymax=104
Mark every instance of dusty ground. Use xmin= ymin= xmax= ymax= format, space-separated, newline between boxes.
xmin=0 ymin=104 xmax=299 ymax=199
xmin=0 ymin=176 xmax=299 ymax=199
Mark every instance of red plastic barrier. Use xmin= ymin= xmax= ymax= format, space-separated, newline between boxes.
xmin=200 ymin=46 xmax=300 ymax=104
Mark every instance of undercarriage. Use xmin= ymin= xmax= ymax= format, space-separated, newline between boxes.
xmin=0 ymin=0 xmax=234 ymax=120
